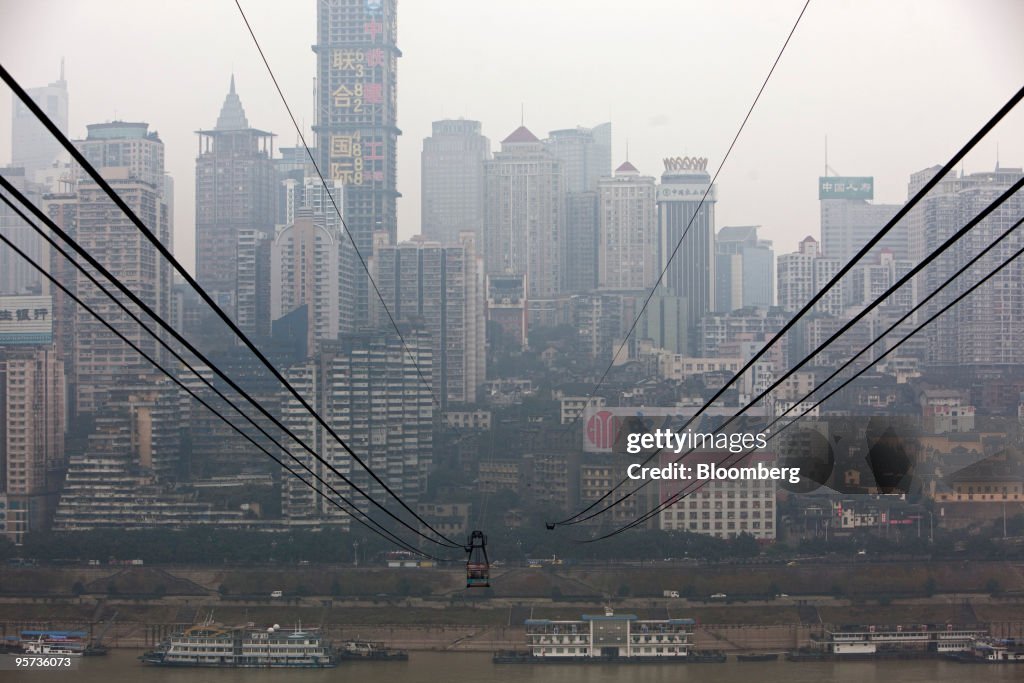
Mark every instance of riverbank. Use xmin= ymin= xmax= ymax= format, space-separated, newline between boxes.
xmin=2 ymin=560 xmax=1022 ymax=652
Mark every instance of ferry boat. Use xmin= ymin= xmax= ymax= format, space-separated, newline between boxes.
xmin=19 ymin=630 xmax=87 ymax=655
xmin=736 ymin=652 xmax=780 ymax=662
xmin=140 ymin=622 xmax=336 ymax=668
xmin=337 ymin=640 xmax=409 ymax=661
xmin=948 ymin=638 xmax=1024 ymax=664
xmin=23 ymin=638 xmax=84 ymax=657
xmin=789 ymin=623 xmax=988 ymax=661
xmin=495 ymin=609 xmax=721 ymax=663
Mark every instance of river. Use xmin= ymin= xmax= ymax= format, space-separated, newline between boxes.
xmin=5 ymin=650 xmax=1020 ymax=682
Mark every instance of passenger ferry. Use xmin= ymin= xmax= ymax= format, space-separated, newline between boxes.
xmin=23 ymin=637 xmax=84 ymax=657
xmin=19 ymin=630 xmax=87 ymax=655
xmin=789 ymin=623 xmax=987 ymax=660
xmin=337 ymin=640 xmax=409 ymax=661
xmin=949 ymin=638 xmax=1024 ymax=664
xmin=141 ymin=622 xmax=335 ymax=668
xmin=494 ymin=609 xmax=724 ymax=663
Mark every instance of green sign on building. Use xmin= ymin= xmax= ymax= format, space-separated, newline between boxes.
xmin=819 ymin=176 xmax=873 ymax=200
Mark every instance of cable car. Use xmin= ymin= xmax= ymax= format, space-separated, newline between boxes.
xmin=465 ymin=530 xmax=490 ymax=588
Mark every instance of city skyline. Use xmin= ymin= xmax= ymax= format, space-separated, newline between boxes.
xmin=1 ymin=0 xmax=1022 ymax=275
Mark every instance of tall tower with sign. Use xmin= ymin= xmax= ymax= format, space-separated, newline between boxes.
xmin=818 ymin=176 xmax=905 ymax=263
xmin=657 ymin=156 xmax=716 ymax=354
xmin=314 ymin=0 xmax=400 ymax=327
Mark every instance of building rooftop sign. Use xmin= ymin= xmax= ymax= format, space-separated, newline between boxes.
xmin=0 ymin=295 xmax=52 ymax=346
xmin=819 ymin=176 xmax=873 ymax=200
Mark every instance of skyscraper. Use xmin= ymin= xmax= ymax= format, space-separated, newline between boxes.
xmin=280 ymin=329 xmax=432 ymax=522
xmin=271 ymin=208 xmax=343 ymax=353
xmin=562 ymin=191 xmax=598 ymax=293
xmin=819 ymin=176 xmax=905 ymax=262
xmin=62 ymin=122 xmax=173 ymax=415
xmin=597 ymin=161 xmax=657 ymax=291
xmin=776 ymin=236 xmax=842 ymax=317
xmin=195 ymin=76 xmax=276 ymax=336
xmin=369 ymin=232 xmax=485 ymax=407
xmin=0 ymin=295 xmax=64 ymax=544
xmin=715 ymin=225 xmax=774 ymax=312
xmin=657 ymin=156 xmax=716 ymax=354
xmin=421 ymin=119 xmax=490 ymax=246
xmin=0 ymin=167 xmax=45 ymax=296
xmin=315 ymin=0 xmax=400 ymax=326
xmin=10 ymin=63 xmax=68 ymax=177
xmin=907 ymin=165 xmax=1024 ymax=367
xmin=546 ymin=124 xmax=611 ymax=295
xmin=544 ymin=123 xmax=611 ymax=194
xmin=484 ymin=126 xmax=563 ymax=300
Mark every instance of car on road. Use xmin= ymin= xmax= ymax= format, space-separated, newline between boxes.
xmin=710 ymin=593 xmax=727 ymax=599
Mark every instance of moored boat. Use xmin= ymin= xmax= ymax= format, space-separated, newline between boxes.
xmin=140 ymin=621 xmax=336 ymax=668
xmin=737 ymin=653 xmax=780 ymax=662
xmin=336 ymin=640 xmax=409 ymax=661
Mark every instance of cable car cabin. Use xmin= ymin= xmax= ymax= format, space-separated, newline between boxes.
xmin=465 ymin=530 xmax=490 ymax=588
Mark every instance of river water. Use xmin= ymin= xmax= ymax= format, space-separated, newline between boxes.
xmin=4 ymin=650 xmax=1020 ymax=682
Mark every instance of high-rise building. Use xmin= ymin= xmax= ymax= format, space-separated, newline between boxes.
xmin=280 ymin=329 xmax=432 ymax=522
xmin=909 ymin=166 xmax=1024 ymax=367
xmin=272 ymin=208 xmax=343 ymax=353
xmin=776 ymin=236 xmax=842 ymax=317
xmin=657 ymin=156 xmax=716 ymax=354
xmin=369 ymin=232 xmax=485 ymax=407
xmin=845 ymin=249 xmax=915 ymax=309
xmin=819 ymin=176 xmax=905 ymax=262
xmin=562 ymin=191 xmax=598 ymax=293
xmin=598 ymin=161 xmax=657 ymax=291
xmin=195 ymin=76 xmax=276 ymax=336
xmin=0 ymin=295 xmax=64 ymax=544
xmin=545 ymin=124 xmax=611 ymax=295
xmin=544 ymin=123 xmax=611 ymax=194
xmin=421 ymin=119 xmax=490 ymax=246
xmin=638 ymin=288 xmax=688 ymax=355
xmin=572 ymin=293 xmax=636 ymax=361
xmin=715 ymin=225 xmax=774 ymax=312
xmin=659 ymin=452 xmax=777 ymax=541
xmin=486 ymin=273 xmax=527 ymax=349
xmin=51 ymin=376 xmax=226 ymax=531
xmin=0 ymin=167 xmax=46 ymax=296
xmin=315 ymin=0 xmax=400 ymax=326
xmin=57 ymin=122 xmax=172 ymax=415
xmin=276 ymin=177 xmax=356 ymax=338
xmin=10 ymin=63 xmax=68 ymax=177
xmin=484 ymin=126 xmax=563 ymax=299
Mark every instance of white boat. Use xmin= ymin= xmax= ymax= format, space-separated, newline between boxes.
xmin=23 ymin=638 xmax=83 ymax=657
xmin=141 ymin=621 xmax=335 ymax=668
xmin=951 ymin=638 xmax=1024 ymax=664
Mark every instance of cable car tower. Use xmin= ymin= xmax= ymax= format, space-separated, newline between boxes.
xmin=465 ymin=530 xmax=490 ymax=588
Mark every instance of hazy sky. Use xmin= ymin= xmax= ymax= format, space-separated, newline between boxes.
xmin=1 ymin=0 xmax=1023 ymax=273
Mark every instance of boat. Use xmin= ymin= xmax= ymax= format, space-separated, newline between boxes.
xmin=493 ymin=650 xmax=533 ymax=663
xmin=23 ymin=638 xmax=84 ymax=657
xmin=736 ymin=653 xmax=780 ymax=662
xmin=491 ymin=649 xmax=725 ymax=664
xmin=948 ymin=638 xmax=1024 ymax=664
xmin=336 ymin=640 xmax=409 ymax=661
xmin=140 ymin=621 xmax=336 ymax=668
xmin=689 ymin=650 xmax=727 ymax=663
